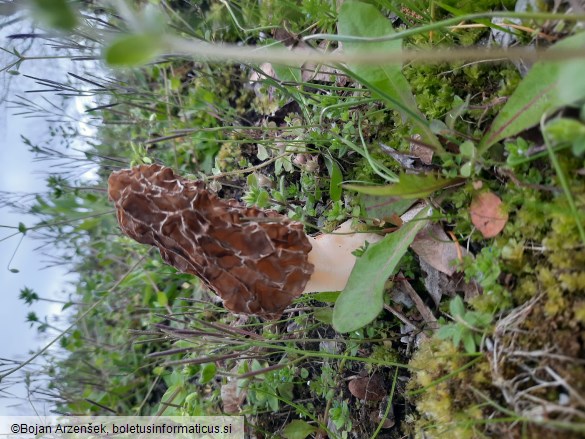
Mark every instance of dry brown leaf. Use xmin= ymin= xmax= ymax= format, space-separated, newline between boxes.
xmin=221 ymin=362 xmax=247 ymax=414
xmin=470 ymin=191 xmax=509 ymax=238
xmin=409 ymin=135 xmax=434 ymax=165
xmin=410 ymin=223 xmax=463 ymax=276
xmin=420 ymin=259 xmax=480 ymax=306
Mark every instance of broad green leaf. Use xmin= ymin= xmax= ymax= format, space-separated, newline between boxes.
xmin=480 ymin=31 xmax=585 ymax=152
xmin=333 ymin=206 xmax=430 ymax=332
xmin=105 ymin=34 xmax=164 ymax=67
xmin=278 ymin=382 xmax=294 ymax=400
xmin=282 ymin=420 xmax=318 ymax=439
xmin=346 ymin=174 xmax=462 ymax=199
xmin=338 ymin=1 xmax=440 ymax=149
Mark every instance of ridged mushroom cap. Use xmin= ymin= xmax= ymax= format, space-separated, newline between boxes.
xmin=108 ymin=164 xmax=314 ymax=318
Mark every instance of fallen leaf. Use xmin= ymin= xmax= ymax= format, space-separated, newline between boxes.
xmin=410 ymin=223 xmax=463 ymax=276
xmin=220 ymin=379 xmax=245 ymax=414
xmin=470 ymin=191 xmax=509 ymax=238
xmin=409 ymin=135 xmax=434 ymax=165
xmin=420 ymin=259 xmax=480 ymax=306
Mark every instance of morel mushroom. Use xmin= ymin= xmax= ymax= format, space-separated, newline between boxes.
xmin=108 ymin=164 xmax=381 ymax=318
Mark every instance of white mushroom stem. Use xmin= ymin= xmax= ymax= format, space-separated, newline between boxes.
xmin=302 ymin=220 xmax=383 ymax=293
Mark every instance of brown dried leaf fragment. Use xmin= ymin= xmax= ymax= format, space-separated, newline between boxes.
xmin=470 ymin=191 xmax=509 ymax=238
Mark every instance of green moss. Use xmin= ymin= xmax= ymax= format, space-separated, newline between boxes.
xmin=574 ymin=302 xmax=585 ymax=323
xmin=409 ymin=337 xmax=482 ymax=439
xmin=214 ymin=139 xmax=244 ymax=172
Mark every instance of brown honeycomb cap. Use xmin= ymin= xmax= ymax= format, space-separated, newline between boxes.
xmin=108 ymin=164 xmax=314 ymax=318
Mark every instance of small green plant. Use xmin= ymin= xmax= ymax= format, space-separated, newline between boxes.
xmin=245 ymin=361 xmax=296 ymax=412
xmin=436 ymin=296 xmax=493 ymax=354
xmin=329 ymin=399 xmax=352 ymax=433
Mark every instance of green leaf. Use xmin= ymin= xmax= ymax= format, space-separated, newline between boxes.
xmin=313 ymin=307 xmax=333 ymax=324
xmin=278 ymin=381 xmax=294 ymax=400
xmin=338 ymin=1 xmax=440 ymax=149
xmin=310 ymin=291 xmax=341 ymax=303
xmin=257 ymin=144 xmax=270 ymax=161
xmin=362 ymin=195 xmax=414 ymax=221
xmin=480 ymin=31 xmax=585 ymax=153
xmin=333 ymin=206 xmax=430 ymax=332
xmin=545 ymin=118 xmax=585 ymax=142
xmin=452 ymin=326 xmax=463 ymax=347
xmin=325 ymin=157 xmax=343 ymax=202
xmin=449 ymin=296 xmax=465 ymax=317
xmin=282 ymin=420 xmax=318 ymax=439
xmin=459 ymin=141 xmax=476 ymax=159
xmin=436 ymin=324 xmax=457 ymax=340
xmin=199 ymin=363 xmax=217 ymax=384
xmin=156 ymin=291 xmax=168 ymax=307
xmin=462 ymin=331 xmax=477 ymax=354
xmin=572 ymin=137 xmax=585 ymax=156
xmin=544 ymin=118 xmax=585 ymax=156
xmin=18 ymin=222 xmax=27 ymax=234
xmin=345 ymin=174 xmax=461 ymax=199
xmin=268 ymin=394 xmax=279 ymax=411
xmin=460 ymin=162 xmax=472 ymax=177
xmin=272 ymin=63 xmax=302 ymax=83
xmin=31 ymin=0 xmax=77 ymax=30
xmin=247 ymin=173 xmax=258 ymax=188
xmin=105 ymin=34 xmax=164 ymax=67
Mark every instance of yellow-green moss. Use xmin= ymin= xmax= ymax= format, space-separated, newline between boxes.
xmin=409 ymin=337 xmax=483 ymax=438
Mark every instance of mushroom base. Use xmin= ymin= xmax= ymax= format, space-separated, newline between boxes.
xmin=302 ymin=220 xmax=383 ymax=294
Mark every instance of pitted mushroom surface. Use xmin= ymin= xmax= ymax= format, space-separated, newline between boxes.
xmin=108 ymin=164 xmax=314 ymax=318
